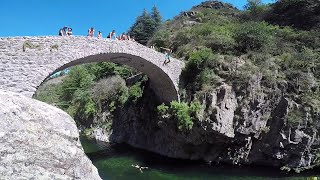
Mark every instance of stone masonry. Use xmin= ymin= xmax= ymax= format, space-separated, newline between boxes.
xmin=0 ymin=36 xmax=185 ymax=102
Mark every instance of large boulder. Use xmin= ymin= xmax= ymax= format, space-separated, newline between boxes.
xmin=0 ymin=90 xmax=101 ymax=179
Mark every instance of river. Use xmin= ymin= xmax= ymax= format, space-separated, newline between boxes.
xmin=80 ymin=136 xmax=320 ymax=180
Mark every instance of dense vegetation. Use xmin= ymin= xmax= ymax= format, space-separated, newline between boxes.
xmin=35 ymin=62 xmax=146 ymax=128
xmin=265 ymin=0 xmax=320 ymax=30
xmin=150 ymin=0 xmax=320 ymax=127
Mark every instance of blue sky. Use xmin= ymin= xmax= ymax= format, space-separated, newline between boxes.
xmin=0 ymin=0 xmax=274 ymax=37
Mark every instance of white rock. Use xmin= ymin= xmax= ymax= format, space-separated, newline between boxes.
xmin=0 ymin=90 xmax=101 ymax=180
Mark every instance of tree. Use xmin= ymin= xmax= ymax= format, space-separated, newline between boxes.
xmin=243 ymin=0 xmax=270 ymax=21
xmin=129 ymin=7 xmax=162 ymax=45
xmin=151 ymin=6 xmax=162 ymax=27
xmin=244 ymin=0 xmax=263 ymax=12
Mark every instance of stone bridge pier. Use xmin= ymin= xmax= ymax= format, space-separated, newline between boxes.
xmin=0 ymin=36 xmax=185 ymax=103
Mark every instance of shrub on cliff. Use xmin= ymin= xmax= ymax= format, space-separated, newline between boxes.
xmin=150 ymin=30 xmax=171 ymax=48
xmin=157 ymin=101 xmax=201 ymax=131
xmin=233 ymin=21 xmax=275 ymax=53
xmin=182 ymin=48 xmax=223 ymax=96
xmin=128 ymin=82 xmax=144 ymax=103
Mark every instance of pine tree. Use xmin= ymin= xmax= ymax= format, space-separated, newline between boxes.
xmin=129 ymin=7 xmax=162 ymax=45
xmin=151 ymin=6 xmax=162 ymax=27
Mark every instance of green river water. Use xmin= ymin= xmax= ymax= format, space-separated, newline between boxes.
xmin=80 ymin=136 xmax=320 ymax=180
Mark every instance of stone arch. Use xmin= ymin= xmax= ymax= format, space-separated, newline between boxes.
xmin=0 ymin=36 xmax=185 ymax=103
xmin=47 ymin=53 xmax=178 ymax=102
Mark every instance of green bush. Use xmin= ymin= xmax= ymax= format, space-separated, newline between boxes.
xmin=188 ymin=48 xmax=214 ymax=71
xmin=56 ymin=65 xmax=96 ymax=119
xmin=229 ymin=59 xmax=259 ymax=88
xmin=205 ymin=33 xmax=236 ymax=54
xmin=157 ymin=103 xmax=169 ymax=117
xmin=183 ymin=48 xmax=216 ymax=93
xmin=178 ymin=22 xmax=237 ymax=55
xmin=150 ymin=30 xmax=171 ymax=48
xmin=189 ymin=101 xmax=202 ymax=116
xmin=68 ymin=89 xmax=96 ymax=120
xmin=172 ymin=29 xmax=192 ymax=51
xmin=170 ymin=101 xmax=193 ymax=131
xmin=233 ymin=21 xmax=275 ymax=53
xmin=156 ymin=101 xmax=202 ymax=131
xmin=128 ymin=82 xmax=144 ymax=103
xmin=199 ymin=68 xmax=221 ymax=87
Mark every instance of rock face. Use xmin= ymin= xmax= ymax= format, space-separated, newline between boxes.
xmin=0 ymin=90 xmax=101 ymax=179
xmin=199 ymin=84 xmax=237 ymax=138
xmin=193 ymin=0 xmax=237 ymax=10
xmin=109 ymin=79 xmax=320 ymax=172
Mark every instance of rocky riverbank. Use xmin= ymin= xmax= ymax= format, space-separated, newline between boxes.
xmin=0 ymin=90 xmax=101 ymax=179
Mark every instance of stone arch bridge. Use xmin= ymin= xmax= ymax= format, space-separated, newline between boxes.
xmin=0 ymin=36 xmax=185 ymax=103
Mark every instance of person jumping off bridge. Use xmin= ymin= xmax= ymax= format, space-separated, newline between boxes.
xmin=160 ymin=47 xmax=172 ymax=65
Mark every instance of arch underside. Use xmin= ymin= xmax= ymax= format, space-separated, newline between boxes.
xmin=46 ymin=53 xmax=179 ymax=103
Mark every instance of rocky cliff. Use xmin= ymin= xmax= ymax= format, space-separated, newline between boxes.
xmin=108 ymin=80 xmax=320 ymax=173
xmin=0 ymin=90 xmax=101 ymax=179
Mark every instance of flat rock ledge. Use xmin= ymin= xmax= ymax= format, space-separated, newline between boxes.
xmin=0 ymin=90 xmax=101 ymax=179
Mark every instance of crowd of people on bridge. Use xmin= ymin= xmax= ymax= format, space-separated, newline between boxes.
xmin=59 ymin=26 xmax=73 ymax=36
xmin=58 ymin=26 xmax=173 ymax=64
xmin=58 ymin=26 xmax=135 ymax=41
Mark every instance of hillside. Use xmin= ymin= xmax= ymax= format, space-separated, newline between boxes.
xmin=150 ymin=0 xmax=320 ymax=105
xmin=265 ymin=0 xmax=320 ymax=30
xmin=148 ymin=0 xmax=320 ymax=172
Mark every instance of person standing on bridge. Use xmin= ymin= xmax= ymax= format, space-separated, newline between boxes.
xmin=160 ymin=47 xmax=172 ymax=65
xmin=107 ymin=30 xmax=116 ymax=40
xmin=67 ymin=28 xmax=73 ymax=36
xmin=120 ymin=32 xmax=127 ymax=40
xmin=88 ymin=27 xmax=95 ymax=37
xmin=97 ymin=31 xmax=102 ymax=38
xmin=58 ymin=26 xmax=68 ymax=36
